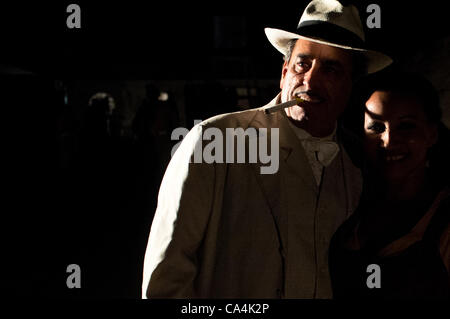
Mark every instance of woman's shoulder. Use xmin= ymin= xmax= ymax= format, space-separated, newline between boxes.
xmin=422 ymin=187 xmax=450 ymax=242
xmin=374 ymin=187 xmax=449 ymax=257
xmin=425 ymin=187 xmax=450 ymax=273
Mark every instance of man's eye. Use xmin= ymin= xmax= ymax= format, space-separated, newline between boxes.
xmin=296 ymin=61 xmax=309 ymax=69
xmin=367 ymin=122 xmax=385 ymax=133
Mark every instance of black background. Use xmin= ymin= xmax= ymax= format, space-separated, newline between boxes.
xmin=4 ymin=1 xmax=450 ymax=79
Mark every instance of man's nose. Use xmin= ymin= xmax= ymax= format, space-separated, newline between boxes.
xmin=302 ymin=62 xmax=320 ymax=91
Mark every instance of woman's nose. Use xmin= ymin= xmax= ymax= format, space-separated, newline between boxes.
xmin=380 ymin=128 xmax=400 ymax=149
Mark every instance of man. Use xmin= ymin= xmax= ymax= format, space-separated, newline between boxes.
xmin=142 ymin=0 xmax=392 ymax=298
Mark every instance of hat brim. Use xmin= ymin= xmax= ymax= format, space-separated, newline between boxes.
xmin=265 ymin=28 xmax=392 ymax=74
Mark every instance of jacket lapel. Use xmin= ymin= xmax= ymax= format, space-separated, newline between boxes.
xmin=249 ymin=96 xmax=318 ymax=215
xmin=277 ymin=110 xmax=318 ymax=195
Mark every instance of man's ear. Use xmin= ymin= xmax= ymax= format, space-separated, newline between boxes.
xmin=280 ymin=60 xmax=289 ymax=90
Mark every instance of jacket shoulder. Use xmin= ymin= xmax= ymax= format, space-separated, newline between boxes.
xmin=200 ymin=108 xmax=262 ymax=130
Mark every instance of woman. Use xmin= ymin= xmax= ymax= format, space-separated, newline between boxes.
xmin=329 ymin=70 xmax=450 ymax=299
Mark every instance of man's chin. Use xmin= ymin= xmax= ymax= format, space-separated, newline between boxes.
xmin=285 ymin=106 xmax=308 ymax=122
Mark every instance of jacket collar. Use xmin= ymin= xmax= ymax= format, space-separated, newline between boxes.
xmin=252 ymin=94 xmax=318 ymax=193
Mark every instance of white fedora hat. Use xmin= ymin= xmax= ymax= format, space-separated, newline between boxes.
xmin=265 ymin=0 xmax=392 ymax=74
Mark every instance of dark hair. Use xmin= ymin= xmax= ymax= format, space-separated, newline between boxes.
xmin=361 ymin=70 xmax=441 ymax=123
xmin=284 ymin=39 xmax=367 ymax=81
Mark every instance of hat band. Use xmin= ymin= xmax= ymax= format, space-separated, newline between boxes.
xmin=297 ymin=20 xmax=365 ymax=48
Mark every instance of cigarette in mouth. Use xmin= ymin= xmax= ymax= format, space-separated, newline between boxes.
xmin=264 ymin=97 xmax=306 ymax=114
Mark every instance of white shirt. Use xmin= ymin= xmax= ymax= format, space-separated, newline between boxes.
xmin=287 ymin=121 xmax=340 ymax=186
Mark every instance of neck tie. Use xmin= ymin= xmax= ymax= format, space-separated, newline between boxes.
xmin=304 ymin=139 xmax=340 ymax=167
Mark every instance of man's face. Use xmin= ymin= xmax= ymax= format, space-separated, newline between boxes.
xmin=280 ymin=39 xmax=353 ymax=137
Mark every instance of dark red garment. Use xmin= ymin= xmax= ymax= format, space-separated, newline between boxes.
xmin=329 ymin=190 xmax=450 ymax=299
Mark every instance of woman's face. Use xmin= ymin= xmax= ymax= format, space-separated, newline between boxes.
xmin=364 ymin=91 xmax=438 ymax=182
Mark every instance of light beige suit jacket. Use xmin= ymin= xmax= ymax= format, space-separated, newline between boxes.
xmin=142 ymin=96 xmax=362 ymax=299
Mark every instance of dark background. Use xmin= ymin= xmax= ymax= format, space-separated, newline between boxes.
xmin=2 ymin=1 xmax=449 ymax=298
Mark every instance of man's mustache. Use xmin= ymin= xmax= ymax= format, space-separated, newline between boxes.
xmin=264 ymin=90 xmax=325 ymax=114
xmin=294 ymin=90 xmax=325 ymax=101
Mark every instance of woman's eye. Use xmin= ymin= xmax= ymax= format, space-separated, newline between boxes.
xmin=324 ymin=66 xmax=338 ymax=74
xmin=398 ymin=122 xmax=417 ymax=130
xmin=367 ymin=122 xmax=385 ymax=133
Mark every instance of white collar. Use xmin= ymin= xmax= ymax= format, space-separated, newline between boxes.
xmin=287 ymin=119 xmax=337 ymax=142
